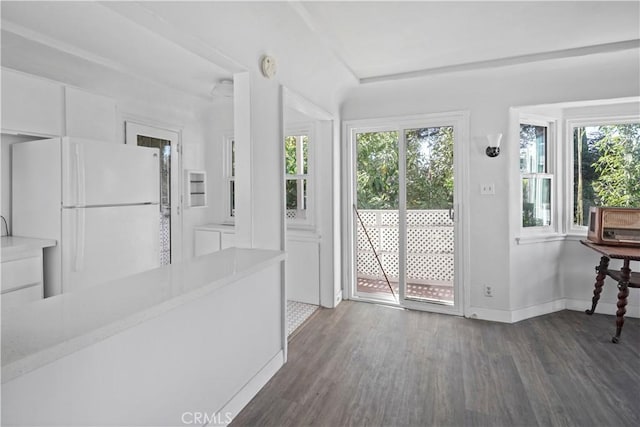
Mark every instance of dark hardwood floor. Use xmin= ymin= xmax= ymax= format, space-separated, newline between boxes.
xmin=231 ymin=301 xmax=640 ymax=427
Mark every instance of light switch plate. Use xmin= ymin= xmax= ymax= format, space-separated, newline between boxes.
xmin=480 ymin=183 xmax=495 ymax=195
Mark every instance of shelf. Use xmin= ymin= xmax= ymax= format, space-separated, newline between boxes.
xmin=185 ymin=170 xmax=207 ymax=208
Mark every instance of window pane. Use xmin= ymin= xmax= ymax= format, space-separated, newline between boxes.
xmin=229 ymin=180 xmax=235 ymax=217
xmin=301 ymin=135 xmax=309 ymax=175
xmin=405 ymin=126 xmax=454 ymax=210
xmin=522 ymin=177 xmax=551 ymax=227
xmin=285 ymin=136 xmax=297 ymax=175
xmin=356 ymin=131 xmax=399 ymax=209
xmin=520 ymin=124 xmax=547 ymax=174
xmin=286 ymin=178 xmax=307 ymax=219
xmin=573 ymin=124 xmax=640 ymax=226
xmin=231 ymin=139 xmax=235 ymax=177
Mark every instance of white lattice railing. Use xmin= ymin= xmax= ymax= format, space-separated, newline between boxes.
xmin=356 ymin=209 xmax=454 ymax=284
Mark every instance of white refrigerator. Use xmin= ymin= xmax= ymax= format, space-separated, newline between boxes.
xmin=12 ymin=137 xmax=161 ymax=297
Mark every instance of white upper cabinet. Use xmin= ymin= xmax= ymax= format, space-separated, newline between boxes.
xmin=1 ymin=69 xmax=63 ymax=136
xmin=65 ymin=86 xmax=117 ymax=143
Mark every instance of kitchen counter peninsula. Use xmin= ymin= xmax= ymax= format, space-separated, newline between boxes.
xmin=2 ymin=247 xmax=286 ymax=426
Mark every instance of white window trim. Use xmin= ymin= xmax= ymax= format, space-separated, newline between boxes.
xmin=565 ymin=114 xmax=640 ymax=237
xmin=519 ymin=115 xmax=559 ymax=237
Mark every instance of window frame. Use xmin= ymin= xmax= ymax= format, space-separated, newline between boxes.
xmin=223 ymin=134 xmax=235 ymax=224
xmin=519 ymin=115 xmax=558 ymax=235
xmin=285 ymin=125 xmax=314 ymax=229
xmin=565 ymin=114 xmax=640 ymax=236
xmin=224 ymin=126 xmax=315 ymax=228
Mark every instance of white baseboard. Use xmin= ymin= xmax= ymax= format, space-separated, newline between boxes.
xmin=465 ymin=306 xmax=513 ymax=323
xmin=219 ymin=350 xmax=284 ymax=425
xmin=467 ymin=299 xmax=639 ymax=324
xmin=510 ymin=299 xmax=567 ymax=323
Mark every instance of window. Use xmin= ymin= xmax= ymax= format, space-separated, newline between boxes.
xmin=225 ymin=131 xmax=313 ymax=226
xmin=520 ymin=121 xmax=553 ymax=228
xmin=285 ymin=133 xmax=310 ymax=222
xmin=225 ymin=136 xmax=235 ymax=221
xmin=571 ymin=121 xmax=640 ymax=228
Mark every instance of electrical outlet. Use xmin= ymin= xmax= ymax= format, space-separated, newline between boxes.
xmin=480 ymin=183 xmax=495 ymax=195
xmin=484 ymin=285 xmax=493 ymax=297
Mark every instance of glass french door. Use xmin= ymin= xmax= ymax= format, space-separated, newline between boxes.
xmin=353 ymin=121 xmax=459 ymax=312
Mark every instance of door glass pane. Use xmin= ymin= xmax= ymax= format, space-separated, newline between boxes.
xmin=355 ymin=131 xmax=399 ymax=302
xmin=404 ymin=127 xmax=454 ymax=305
xmin=137 ymin=135 xmax=171 ymax=265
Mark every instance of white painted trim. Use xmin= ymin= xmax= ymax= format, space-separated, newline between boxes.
xmin=468 ymin=299 xmax=640 ymax=324
xmin=219 ymin=350 xmax=285 ymax=424
xmin=361 ymin=39 xmax=640 ymax=84
xmin=465 ymin=307 xmax=513 ymax=323
xmin=510 ymin=299 xmax=567 ymax=323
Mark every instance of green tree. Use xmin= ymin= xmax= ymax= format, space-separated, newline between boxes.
xmin=591 ymin=124 xmax=640 ymax=207
xmin=356 ymin=127 xmax=453 ymax=210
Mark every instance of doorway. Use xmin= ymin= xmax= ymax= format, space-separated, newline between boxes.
xmin=345 ymin=113 xmax=468 ymax=314
xmin=125 ymin=121 xmax=182 ymax=264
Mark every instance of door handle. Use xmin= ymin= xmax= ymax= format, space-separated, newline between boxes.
xmin=449 ymin=208 xmax=455 ymax=221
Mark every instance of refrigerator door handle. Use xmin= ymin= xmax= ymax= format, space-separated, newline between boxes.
xmin=74 ymin=208 xmax=86 ymax=272
xmin=74 ymin=143 xmax=87 ymax=207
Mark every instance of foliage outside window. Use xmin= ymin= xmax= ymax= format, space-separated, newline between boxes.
xmin=356 ymin=128 xmax=453 ymax=210
xmin=520 ymin=123 xmax=552 ymax=227
xmin=406 ymin=127 xmax=454 ymax=209
xmin=573 ymin=123 xmax=640 ymax=226
xmin=285 ymin=134 xmax=309 ymax=221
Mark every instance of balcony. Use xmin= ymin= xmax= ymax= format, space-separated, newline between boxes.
xmin=356 ymin=209 xmax=454 ymax=304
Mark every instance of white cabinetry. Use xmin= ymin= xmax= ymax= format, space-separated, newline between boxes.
xmin=65 ymin=87 xmax=117 ymax=142
xmin=1 ymin=69 xmax=63 ymax=136
xmin=194 ymin=224 xmax=235 ymax=257
xmin=286 ymin=233 xmax=320 ymax=305
xmin=1 ymin=237 xmax=56 ymax=310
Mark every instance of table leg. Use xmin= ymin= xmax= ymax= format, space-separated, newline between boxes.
xmin=586 ymin=255 xmax=609 ymax=315
xmin=612 ymin=260 xmax=631 ymax=344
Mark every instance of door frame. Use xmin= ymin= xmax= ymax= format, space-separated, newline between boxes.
xmin=125 ymin=120 xmax=183 ymax=263
xmin=342 ymin=111 xmax=470 ymax=316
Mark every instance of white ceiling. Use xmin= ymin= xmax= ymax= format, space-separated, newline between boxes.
xmin=1 ymin=1 xmax=638 ymax=105
xmin=295 ymin=1 xmax=640 ymax=81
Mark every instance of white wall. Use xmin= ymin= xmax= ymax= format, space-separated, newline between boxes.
xmin=341 ymin=49 xmax=640 ymax=320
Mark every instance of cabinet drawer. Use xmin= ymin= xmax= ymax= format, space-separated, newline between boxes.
xmin=1 ymin=284 xmax=43 ymax=310
xmin=1 ymin=256 xmax=42 ymax=293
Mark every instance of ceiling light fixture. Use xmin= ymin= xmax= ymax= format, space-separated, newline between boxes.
xmin=211 ymin=79 xmax=234 ymax=98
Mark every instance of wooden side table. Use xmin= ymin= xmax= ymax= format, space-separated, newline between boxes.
xmin=581 ymin=240 xmax=640 ymax=343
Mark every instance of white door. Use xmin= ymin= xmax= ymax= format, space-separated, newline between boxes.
xmin=61 ymin=138 xmax=159 ymax=207
xmin=61 ymin=204 xmax=160 ymax=293
xmin=125 ymin=121 xmax=182 ymax=265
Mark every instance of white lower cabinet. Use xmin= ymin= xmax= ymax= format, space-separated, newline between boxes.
xmin=194 ymin=224 xmax=236 ymax=257
xmin=1 ymin=237 xmax=55 ymax=310
xmin=194 ymin=230 xmax=221 ymax=256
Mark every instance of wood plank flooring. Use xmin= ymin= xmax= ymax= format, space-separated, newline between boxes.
xmin=231 ymin=301 xmax=640 ymax=427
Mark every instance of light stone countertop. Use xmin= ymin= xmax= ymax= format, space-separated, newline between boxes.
xmin=1 ymin=247 xmax=285 ymax=383
xmin=1 ymin=236 xmax=57 ymax=261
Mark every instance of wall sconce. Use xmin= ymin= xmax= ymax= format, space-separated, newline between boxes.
xmin=485 ymin=133 xmax=502 ymax=157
